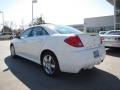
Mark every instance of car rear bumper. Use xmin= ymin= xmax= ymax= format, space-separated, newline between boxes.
xmin=56 ymin=46 xmax=106 ymax=73
xmin=103 ymin=41 xmax=120 ymax=48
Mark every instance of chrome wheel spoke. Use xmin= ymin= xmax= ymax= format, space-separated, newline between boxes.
xmin=47 ymin=66 xmax=53 ymax=74
xmin=51 ymin=64 xmax=55 ymax=68
xmin=43 ymin=56 xmax=48 ymax=66
xmin=45 ymin=66 xmax=50 ymax=74
xmin=44 ymin=56 xmax=48 ymax=63
xmin=43 ymin=61 xmax=46 ymax=67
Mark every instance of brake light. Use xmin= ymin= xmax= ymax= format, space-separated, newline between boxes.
xmin=118 ymin=37 xmax=120 ymax=41
xmin=64 ymin=35 xmax=84 ymax=47
xmin=115 ymin=37 xmax=120 ymax=41
xmin=100 ymin=37 xmax=104 ymax=44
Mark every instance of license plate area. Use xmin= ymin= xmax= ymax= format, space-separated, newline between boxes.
xmin=93 ymin=50 xmax=99 ymax=58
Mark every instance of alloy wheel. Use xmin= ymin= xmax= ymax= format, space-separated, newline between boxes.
xmin=43 ymin=55 xmax=56 ymax=75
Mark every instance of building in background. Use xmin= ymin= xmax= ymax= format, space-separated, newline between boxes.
xmin=68 ymin=24 xmax=84 ymax=31
xmin=70 ymin=15 xmax=114 ymax=33
xmin=84 ymin=15 xmax=114 ymax=33
xmin=107 ymin=0 xmax=120 ymax=30
xmin=71 ymin=0 xmax=120 ymax=33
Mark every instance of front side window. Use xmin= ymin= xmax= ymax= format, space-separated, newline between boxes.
xmin=20 ymin=28 xmax=32 ymax=38
xmin=31 ymin=27 xmax=48 ymax=36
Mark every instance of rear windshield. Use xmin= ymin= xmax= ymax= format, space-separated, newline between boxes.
xmin=106 ymin=31 xmax=120 ymax=35
xmin=46 ymin=25 xmax=83 ymax=34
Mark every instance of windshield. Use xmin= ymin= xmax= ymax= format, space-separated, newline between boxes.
xmin=106 ymin=31 xmax=120 ymax=35
xmin=46 ymin=24 xmax=83 ymax=34
xmin=99 ymin=31 xmax=107 ymax=34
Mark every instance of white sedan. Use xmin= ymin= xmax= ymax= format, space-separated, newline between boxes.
xmin=10 ymin=24 xmax=106 ymax=77
xmin=101 ymin=30 xmax=120 ymax=48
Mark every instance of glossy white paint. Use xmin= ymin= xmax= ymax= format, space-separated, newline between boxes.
xmin=11 ymin=24 xmax=106 ymax=73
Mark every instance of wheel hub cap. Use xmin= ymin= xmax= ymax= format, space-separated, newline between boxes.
xmin=43 ymin=55 xmax=55 ymax=75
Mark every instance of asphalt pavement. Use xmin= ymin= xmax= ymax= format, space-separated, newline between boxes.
xmin=0 ymin=41 xmax=120 ymax=90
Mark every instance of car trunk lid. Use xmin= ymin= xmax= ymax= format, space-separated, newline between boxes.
xmin=76 ymin=34 xmax=101 ymax=48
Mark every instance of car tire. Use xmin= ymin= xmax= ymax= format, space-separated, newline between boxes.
xmin=10 ymin=45 xmax=17 ymax=58
xmin=41 ymin=51 xmax=60 ymax=77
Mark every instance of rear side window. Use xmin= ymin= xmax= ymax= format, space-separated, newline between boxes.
xmin=31 ymin=27 xmax=49 ymax=36
xmin=107 ymin=31 xmax=120 ymax=35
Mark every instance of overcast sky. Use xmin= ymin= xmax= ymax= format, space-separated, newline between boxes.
xmin=0 ymin=0 xmax=113 ymax=28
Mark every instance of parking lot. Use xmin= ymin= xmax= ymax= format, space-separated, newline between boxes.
xmin=0 ymin=41 xmax=120 ymax=90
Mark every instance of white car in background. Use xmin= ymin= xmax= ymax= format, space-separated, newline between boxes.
xmin=0 ymin=33 xmax=14 ymax=40
xmin=10 ymin=24 xmax=106 ymax=77
xmin=100 ymin=30 xmax=120 ymax=48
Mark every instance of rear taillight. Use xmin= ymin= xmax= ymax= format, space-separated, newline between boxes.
xmin=115 ymin=38 xmax=117 ymax=40
xmin=118 ymin=38 xmax=120 ymax=41
xmin=64 ymin=35 xmax=84 ymax=47
xmin=115 ymin=37 xmax=120 ymax=41
xmin=100 ymin=37 xmax=104 ymax=44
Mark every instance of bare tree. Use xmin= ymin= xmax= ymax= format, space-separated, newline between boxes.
xmin=4 ymin=21 xmax=17 ymax=30
xmin=30 ymin=16 xmax=46 ymax=26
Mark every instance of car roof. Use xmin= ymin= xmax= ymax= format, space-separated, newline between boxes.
xmin=25 ymin=24 xmax=59 ymax=35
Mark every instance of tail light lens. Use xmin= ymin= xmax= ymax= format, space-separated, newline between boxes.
xmin=64 ymin=35 xmax=84 ymax=47
xmin=115 ymin=37 xmax=120 ymax=41
xmin=100 ymin=37 xmax=104 ymax=44
xmin=118 ymin=37 xmax=120 ymax=41
xmin=115 ymin=38 xmax=117 ymax=40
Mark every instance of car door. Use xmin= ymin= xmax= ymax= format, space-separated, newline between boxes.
xmin=15 ymin=28 xmax=33 ymax=57
xmin=23 ymin=26 xmax=49 ymax=63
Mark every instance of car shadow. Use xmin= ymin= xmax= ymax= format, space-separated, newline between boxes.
xmin=4 ymin=56 xmax=120 ymax=90
xmin=106 ymin=48 xmax=120 ymax=57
